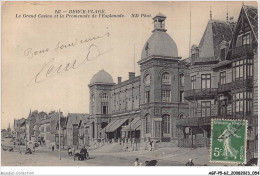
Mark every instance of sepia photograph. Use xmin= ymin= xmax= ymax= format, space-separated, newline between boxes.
xmin=1 ymin=1 xmax=259 ymax=174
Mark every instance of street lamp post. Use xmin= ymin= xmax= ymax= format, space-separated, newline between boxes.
xmin=25 ymin=120 xmax=27 ymax=153
xmin=18 ymin=121 xmax=21 ymax=153
xmin=129 ymin=117 xmax=132 ymax=147
xmin=59 ymin=109 xmax=61 ymax=160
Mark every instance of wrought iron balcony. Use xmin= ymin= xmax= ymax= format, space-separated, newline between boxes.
xmin=176 ymin=114 xmax=257 ymax=127
xmin=231 ymin=78 xmax=253 ymax=89
xmin=231 ymin=44 xmax=253 ymax=57
xmin=184 ymin=88 xmax=217 ymax=100
xmin=218 ymin=83 xmax=232 ymax=93
xmin=176 ymin=117 xmax=199 ymax=126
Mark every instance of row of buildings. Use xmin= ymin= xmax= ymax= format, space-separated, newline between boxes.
xmin=11 ymin=5 xmax=258 ymax=161
xmin=13 ymin=111 xmax=91 ymax=148
xmin=87 ymin=5 xmax=258 ymax=160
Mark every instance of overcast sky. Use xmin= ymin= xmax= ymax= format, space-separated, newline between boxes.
xmin=2 ymin=1 xmax=257 ymax=129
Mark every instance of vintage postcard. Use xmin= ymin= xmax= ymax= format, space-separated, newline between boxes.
xmin=1 ymin=1 xmax=259 ymax=175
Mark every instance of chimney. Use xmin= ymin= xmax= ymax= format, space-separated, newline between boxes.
xmin=118 ymin=77 xmax=122 ymax=84
xmin=129 ymin=72 xmax=135 ymax=80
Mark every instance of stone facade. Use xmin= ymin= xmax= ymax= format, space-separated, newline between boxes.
xmin=89 ymin=13 xmax=189 ymax=146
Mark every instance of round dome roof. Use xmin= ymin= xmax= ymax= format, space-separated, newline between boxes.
xmin=141 ymin=31 xmax=178 ymax=60
xmin=90 ymin=70 xmax=114 ymax=85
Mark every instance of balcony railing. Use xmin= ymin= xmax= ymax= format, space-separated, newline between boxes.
xmin=184 ymin=88 xmax=217 ymax=100
xmin=177 ymin=115 xmax=257 ymax=127
xmin=231 ymin=44 xmax=253 ymax=57
xmin=231 ymin=78 xmax=253 ymax=89
xmin=176 ymin=117 xmax=199 ymax=126
xmin=218 ymin=83 xmax=232 ymax=93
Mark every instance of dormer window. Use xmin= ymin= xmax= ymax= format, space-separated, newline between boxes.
xmin=191 ymin=45 xmax=199 ymax=61
xmin=236 ymin=32 xmax=251 ymax=47
xmin=242 ymin=33 xmax=250 ymax=45
xmin=220 ymin=48 xmax=226 ymax=60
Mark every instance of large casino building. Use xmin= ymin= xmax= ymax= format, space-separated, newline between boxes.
xmin=88 ymin=5 xmax=258 ymax=158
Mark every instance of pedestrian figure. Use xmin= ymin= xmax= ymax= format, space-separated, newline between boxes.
xmin=26 ymin=148 xmax=32 ymax=154
xmin=149 ymin=141 xmax=153 ymax=151
xmin=9 ymin=147 xmax=13 ymax=152
xmin=52 ymin=144 xmax=54 ymax=151
xmin=80 ymin=146 xmax=88 ymax=159
xmin=68 ymin=147 xmax=72 ymax=156
xmin=185 ymin=158 xmax=194 ymax=166
xmin=72 ymin=146 xmax=75 ymax=155
xmin=134 ymin=158 xmax=142 ymax=166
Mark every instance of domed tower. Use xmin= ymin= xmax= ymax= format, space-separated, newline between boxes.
xmin=138 ymin=13 xmax=188 ymax=143
xmin=89 ymin=70 xmax=115 ymax=141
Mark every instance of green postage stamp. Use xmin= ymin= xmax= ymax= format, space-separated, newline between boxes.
xmin=210 ymin=119 xmax=247 ymax=164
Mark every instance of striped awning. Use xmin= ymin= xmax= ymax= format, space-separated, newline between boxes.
xmin=121 ymin=117 xmax=141 ymax=131
xmin=101 ymin=118 xmax=128 ymax=133
xmin=107 ymin=118 xmax=128 ymax=132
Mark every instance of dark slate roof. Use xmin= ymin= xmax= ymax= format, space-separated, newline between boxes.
xmin=35 ymin=111 xmax=47 ymax=125
xmin=67 ymin=113 xmax=89 ymax=125
xmin=38 ymin=111 xmax=47 ymax=119
xmin=14 ymin=118 xmax=26 ymax=130
xmin=212 ymin=60 xmax=232 ymax=70
xmin=49 ymin=112 xmax=65 ymax=133
xmin=40 ymin=117 xmax=51 ymax=125
xmin=198 ymin=19 xmax=234 ymax=60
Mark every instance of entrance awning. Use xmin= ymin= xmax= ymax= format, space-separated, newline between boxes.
xmin=121 ymin=117 xmax=141 ymax=131
xmin=100 ymin=120 xmax=116 ymax=133
xmin=106 ymin=118 xmax=128 ymax=133
xmin=100 ymin=118 xmax=128 ymax=133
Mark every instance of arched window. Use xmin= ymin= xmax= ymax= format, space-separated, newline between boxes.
xmin=145 ymin=114 xmax=150 ymax=133
xmin=145 ymin=75 xmax=151 ymax=103
xmin=145 ymin=74 xmax=151 ymax=86
xmin=162 ymin=115 xmax=170 ymax=134
xmin=161 ymin=72 xmax=171 ymax=102
xmin=162 ymin=72 xmax=171 ymax=85
xmin=179 ymin=114 xmax=184 ymax=119
xmin=92 ymin=95 xmax=95 ymax=103
xmin=101 ymin=93 xmax=109 ymax=114
xmin=101 ymin=93 xmax=108 ymax=102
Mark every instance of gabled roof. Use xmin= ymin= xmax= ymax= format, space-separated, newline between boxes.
xmin=198 ymin=19 xmax=234 ymax=60
xmin=226 ymin=5 xmax=258 ymax=58
xmin=242 ymin=5 xmax=258 ymax=42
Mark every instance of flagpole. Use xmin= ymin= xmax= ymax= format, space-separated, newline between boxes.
xmin=59 ymin=109 xmax=61 ymax=160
